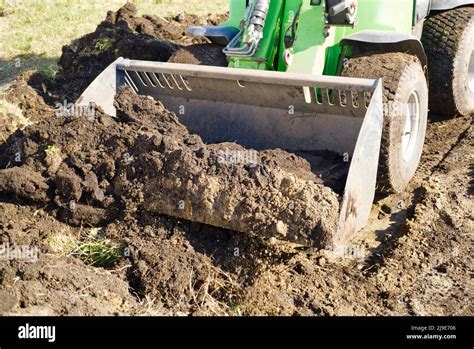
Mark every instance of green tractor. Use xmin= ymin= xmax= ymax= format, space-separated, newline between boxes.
xmin=77 ymin=0 xmax=474 ymax=246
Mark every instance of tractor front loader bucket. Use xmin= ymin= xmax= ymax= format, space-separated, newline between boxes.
xmin=77 ymin=57 xmax=384 ymax=246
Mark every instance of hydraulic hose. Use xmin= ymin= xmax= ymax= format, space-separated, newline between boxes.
xmin=223 ymin=0 xmax=270 ymax=57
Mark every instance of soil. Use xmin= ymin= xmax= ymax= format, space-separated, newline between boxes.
xmin=0 ymin=3 xmax=472 ymax=316
xmin=36 ymin=2 xmax=228 ymax=105
xmin=169 ymin=44 xmax=228 ymax=66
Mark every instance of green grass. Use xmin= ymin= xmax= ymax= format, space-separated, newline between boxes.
xmin=0 ymin=0 xmax=227 ymax=139
xmin=0 ymin=0 xmax=228 ymax=85
xmin=45 ymin=144 xmax=60 ymax=155
xmin=47 ymin=228 xmax=125 ymax=268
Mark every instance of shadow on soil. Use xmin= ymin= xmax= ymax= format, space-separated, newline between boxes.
xmin=180 ymin=221 xmax=295 ymax=283
xmin=0 ymin=54 xmax=59 ymax=87
xmin=366 ymin=187 xmax=426 ymax=273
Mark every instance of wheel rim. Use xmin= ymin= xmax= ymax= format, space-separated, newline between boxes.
xmin=469 ymin=49 xmax=474 ymax=93
xmin=402 ymin=91 xmax=420 ymax=163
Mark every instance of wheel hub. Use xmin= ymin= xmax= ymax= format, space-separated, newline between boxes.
xmin=402 ymin=91 xmax=421 ymax=163
xmin=468 ymin=49 xmax=474 ymax=93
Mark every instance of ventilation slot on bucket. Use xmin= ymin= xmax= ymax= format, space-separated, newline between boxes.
xmin=124 ymin=70 xmax=192 ymax=93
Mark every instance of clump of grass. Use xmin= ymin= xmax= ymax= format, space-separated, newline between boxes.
xmin=81 ymin=37 xmax=116 ymax=56
xmin=188 ymin=263 xmax=242 ymax=316
xmin=229 ymin=302 xmax=242 ymax=316
xmin=47 ymin=228 xmax=125 ymax=268
xmin=47 ymin=230 xmax=77 ymax=254
xmin=73 ymin=228 xmax=125 ymax=267
xmin=45 ymin=144 xmax=60 ymax=155
xmin=136 ymin=296 xmax=169 ymax=316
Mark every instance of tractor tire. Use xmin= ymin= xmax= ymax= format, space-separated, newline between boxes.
xmin=168 ymin=44 xmax=228 ymax=67
xmin=341 ymin=53 xmax=428 ymax=194
xmin=421 ymin=7 xmax=474 ymax=116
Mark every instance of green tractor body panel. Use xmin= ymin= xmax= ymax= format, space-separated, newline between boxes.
xmin=222 ymin=0 xmax=415 ymax=75
xmin=219 ymin=0 xmax=247 ymax=28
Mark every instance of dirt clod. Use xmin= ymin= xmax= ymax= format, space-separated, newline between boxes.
xmin=0 ymin=167 xmax=49 ymax=203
